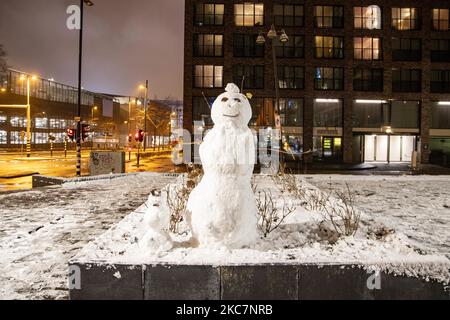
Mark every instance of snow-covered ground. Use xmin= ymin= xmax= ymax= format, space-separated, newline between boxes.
xmin=0 ymin=173 xmax=175 ymax=300
xmin=305 ymin=175 xmax=450 ymax=260
xmin=74 ymin=174 xmax=450 ymax=286
xmin=1 ymin=173 xmax=449 ymax=300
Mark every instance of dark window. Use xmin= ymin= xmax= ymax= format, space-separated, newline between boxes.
xmin=354 ymin=37 xmax=382 ymax=60
xmin=432 ymin=9 xmax=450 ymax=31
xmin=314 ymin=36 xmax=344 ymax=59
xmin=193 ymin=34 xmax=223 ymax=57
xmin=353 ymin=68 xmax=383 ymax=92
xmin=275 ymin=35 xmax=304 ymax=58
xmin=194 ymin=65 xmax=223 ymax=88
xmin=313 ymin=99 xmax=343 ymax=127
xmin=431 ymin=70 xmax=450 ymax=93
xmin=274 ymin=4 xmax=304 ymax=27
xmin=392 ymin=38 xmax=421 ymax=61
xmin=432 ymin=102 xmax=450 ymax=129
xmin=314 ymin=6 xmax=344 ymax=28
xmin=353 ymin=101 xmax=383 ymax=128
xmin=278 ymin=66 xmax=304 ymax=89
xmin=314 ymin=67 xmax=344 ymax=90
xmin=391 ymin=101 xmax=420 ymax=129
xmin=194 ymin=3 xmax=224 ymax=26
xmin=431 ymin=39 xmax=450 ymax=62
xmin=234 ymin=3 xmax=264 ymax=26
xmin=392 ymin=8 xmax=421 ymax=30
xmin=279 ymin=99 xmax=303 ymax=126
xmin=392 ymin=69 xmax=421 ymax=92
xmin=233 ymin=65 xmax=264 ymax=89
xmin=233 ymin=34 xmax=265 ymax=57
xmin=193 ymin=96 xmax=215 ymax=126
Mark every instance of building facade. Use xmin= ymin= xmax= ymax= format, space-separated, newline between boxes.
xmin=0 ymin=69 xmax=122 ymax=150
xmin=184 ymin=0 xmax=450 ymax=166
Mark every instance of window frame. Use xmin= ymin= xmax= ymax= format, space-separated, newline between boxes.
xmin=432 ymin=8 xmax=450 ymax=31
xmin=234 ymin=3 xmax=265 ymax=27
xmin=275 ymin=35 xmax=305 ymax=58
xmin=392 ymin=69 xmax=422 ymax=93
xmin=233 ymin=34 xmax=265 ymax=57
xmin=314 ymin=5 xmax=344 ymax=28
xmin=353 ymin=37 xmax=383 ymax=61
xmin=353 ymin=68 xmax=384 ymax=92
xmin=233 ymin=65 xmax=265 ymax=89
xmin=354 ymin=6 xmax=382 ymax=30
xmin=314 ymin=36 xmax=344 ymax=59
xmin=391 ymin=7 xmax=421 ymax=31
xmin=193 ymin=34 xmax=224 ymax=57
xmin=273 ymin=4 xmax=304 ymax=27
xmin=314 ymin=67 xmax=344 ymax=91
xmin=277 ymin=66 xmax=305 ymax=90
xmin=193 ymin=65 xmax=224 ymax=88
xmin=194 ymin=3 xmax=225 ymax=26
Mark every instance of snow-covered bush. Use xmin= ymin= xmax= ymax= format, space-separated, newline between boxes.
xmin=256 ymin=189 xmax=296 ymax=237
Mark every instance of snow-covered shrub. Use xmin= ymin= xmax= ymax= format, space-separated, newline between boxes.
xmin=320 ymin=183 xmax=361 ymax=237
xmin=165 ymin=184 xmax=190 ymax=234
xmin=256 ymin=189 xmax=296 ymax=237
xmin=165 ymin=164 xmax=203 ymax=234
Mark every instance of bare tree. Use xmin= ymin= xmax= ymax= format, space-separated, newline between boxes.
xmin=0 ymin=44 xmax=8 ymax=76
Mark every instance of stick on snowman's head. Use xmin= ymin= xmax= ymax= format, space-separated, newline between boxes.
xmin=211 ymin=83 xmax=253 ymax=127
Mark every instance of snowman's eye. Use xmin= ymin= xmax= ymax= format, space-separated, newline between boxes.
xmin=221 ymin=97 xmax=229 ymax=102
xmin=234 ymin=98 xmax=241 ymax=103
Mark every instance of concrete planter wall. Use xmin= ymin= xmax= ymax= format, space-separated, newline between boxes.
xmin=69 ymin=262 xmax=450 ymax=300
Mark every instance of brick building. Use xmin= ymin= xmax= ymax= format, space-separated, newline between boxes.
xmin=184 ymin=0 xmax=450 ymax=166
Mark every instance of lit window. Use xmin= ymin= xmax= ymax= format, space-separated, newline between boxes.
xmin=314 ymin=6 xmax=344 ymax=28
xmin=0 ymin=130 xmax=6 ymax=144
xmin=194 ymin=65 xmax=223 ymax=88
xmin=392 ymin=8 xmax=421 ymax=30
xmin=0 ymin=115 xmax=6 ymax=124
xmin=10 ymin=116 xmax=27 ymax=128
xmin=35 ymin=117 xmax=48 ymax=129
xmin=235 ymin=3 xmax=264 ymax=26
xmin=354 ymin=37 xmax=382 ymax=60
xmin=354 ymin=6 xmax=381 ymax=29
xmin=314 ymin=36 xmax=344 ymax=59
xmin=432 ymin=9 xmax=450 ymax=31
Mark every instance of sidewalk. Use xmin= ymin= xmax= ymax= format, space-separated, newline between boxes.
xmin=288 ymin=162 xmax=450 ymax=175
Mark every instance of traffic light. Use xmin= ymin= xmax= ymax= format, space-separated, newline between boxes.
xmin=81 ymin=124 xmax=90 ymax=142
xmin=67 ymin=128 xmax=76 ymax=142
xmin=135 ymin=130 xmax=144 ymax=143
xmin=128 ymin=134 xmax=132 ymax=143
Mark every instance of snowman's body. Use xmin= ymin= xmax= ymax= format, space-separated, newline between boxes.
xmin=187 ymin=83 xmax=258 ymax=248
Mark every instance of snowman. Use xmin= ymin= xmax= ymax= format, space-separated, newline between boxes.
xmin=139 ymin=190 xmax=173 ymax=254
xmin=186 ymin=83 xmax=258 ymax=248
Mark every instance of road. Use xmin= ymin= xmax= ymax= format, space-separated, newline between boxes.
xmin=0 ymin=149 xmax=178 ymax=192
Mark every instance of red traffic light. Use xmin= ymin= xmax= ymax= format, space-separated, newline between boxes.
xmin=128 ymin=133 xmax=133 ymax=143
xmin=135 ymin=130 xmax=144 ymax=143
xmin=67 ymin=128 xmax=76 ymax=141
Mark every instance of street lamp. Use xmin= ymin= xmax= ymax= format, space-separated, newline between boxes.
xmin=19 ymin=74 xmax=38 ymax=158
xmin=256 ymin=24 xmax=288 ymax=168
xmin=139 ymin=82 xmax=149 ymax=151
xmin=91 ymin=105 xmax=98 ymax=121
xmin=76 ymin=0 xmax=94 ymax=177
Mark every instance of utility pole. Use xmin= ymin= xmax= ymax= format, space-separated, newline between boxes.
xmin=26 ymin=77 xmax=31 ymax=158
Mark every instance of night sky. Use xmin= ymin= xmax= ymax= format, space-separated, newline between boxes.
xmin=0 ymin=0 xmax=184 ymax=99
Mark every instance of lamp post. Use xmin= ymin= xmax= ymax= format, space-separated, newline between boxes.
xmin=256 ymin=24 xmax=289 ymax=168
xmin=20 ymin=74 xmax=37 ymax=158
xmin=139 ymin=81 xmax=149 ymax=151
xmin=76 ymin=0 xmax=94 ymax=177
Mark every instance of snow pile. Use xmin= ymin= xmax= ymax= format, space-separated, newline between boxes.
xmin=73 ymin=174 xmax=450 ymax=285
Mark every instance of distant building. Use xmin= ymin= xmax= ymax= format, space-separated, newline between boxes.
xmin=184 ymin=0 xmax=450 ymax=166
xmin=0 ymin=69 xmax=122 ymax=150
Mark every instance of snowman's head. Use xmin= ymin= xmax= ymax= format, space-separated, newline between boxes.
xmin=211 ymin=83 xmax=252 ymax=127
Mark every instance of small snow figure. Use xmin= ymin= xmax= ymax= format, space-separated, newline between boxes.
xmin=186 ymin=83 xmax=258 ymax=248
xmin=139 ymin=190 xmax=173 ymax=253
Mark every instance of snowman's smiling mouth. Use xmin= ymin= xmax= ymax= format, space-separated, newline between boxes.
xmin=222 ymin=112 xmax=240 ymax=118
